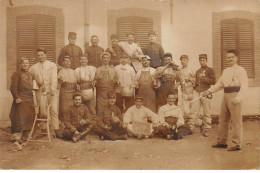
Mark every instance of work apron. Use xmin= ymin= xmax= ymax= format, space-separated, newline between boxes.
xmin=137 ymin=70 xmax=157 ymax=113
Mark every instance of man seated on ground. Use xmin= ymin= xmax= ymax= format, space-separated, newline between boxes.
xmin=154 ymin=92 xmax=192 ymax=140
xmin=123 ymin=95 xmax=159 ymax=140
xmin=63 ymin=94 xmax=95 ymax=143
xmin=95 ymin=91 xmax=127 ymax=141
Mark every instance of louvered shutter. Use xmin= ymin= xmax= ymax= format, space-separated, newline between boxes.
xmin=238 ymin=20 xmax=254 ymax=78
xmin=16 ymin=14 xmax=56 ymax=68
xmin=221 ymin=19 xmax=254 ymax=78
xmin=117 ymin=16 xmax=153 ymax=49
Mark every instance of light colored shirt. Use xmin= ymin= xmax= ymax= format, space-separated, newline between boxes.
xmin=115 ymin=64 xmax=136 ymax=87
xmin=58 ymin=68 xmax=77 ymax=83
xmin=208 ymin=64 xmax=248 ymax=102
xmin=135 ymin=66 xmax=156 ymax=80
xmin=158 ymin=104 xmax=184 ymax=126
xmin=29 ymin=60 xmax=57 ymax=91
xmin=118 ymin=42 xmax=143 ymax=59
xmin=123 ymin=105 xmax=159 ymax=124
xmin=180 ymin=65 xmax=196 ymax=84
xmin=75 ymin=65 xmax=96 ymax=81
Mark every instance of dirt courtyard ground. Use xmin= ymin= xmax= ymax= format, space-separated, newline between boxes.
xmin=0 ymin=120 xmax=259 ymax=170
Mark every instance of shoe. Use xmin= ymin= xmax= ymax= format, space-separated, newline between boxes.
xmin=202 ymin=131 xmax=209 ymax=137
xmin=228 ymin=145 xmax=241 ymax=151
xmin=137 ymin=134 xmax=145 ymax=140
xmin=100 ymin=136 xmax=104 ymax=141
xmin=72 ymin=136 xmax=78 ymax=143
xmin=212 ymin=143 xmax=228 ymax=148
xmin=199 ymin=125 xmax=204 ymax=133
xmin=166 ymin=135 xmax=173 ymax=140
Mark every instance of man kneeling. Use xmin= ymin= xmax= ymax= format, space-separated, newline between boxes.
xmin=154 ymin=92 xmax=192 ymax=140
xmin=123 ymin=95 xmax=159 ymax=140
xmin=95 ymin=91 xmax=127 ymax=140
xmin=63 ymin=94 xmax=95 ymax=143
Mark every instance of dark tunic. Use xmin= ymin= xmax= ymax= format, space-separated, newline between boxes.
xmin=9 ymin=69 xmax=35 ymax=133
xmin=194 ymin=66 xmax=216 ymax=93
xmin=105 ymin=45 xmax=125 ymax=67
xmin=58 ymin=44 xmax=83 ymax=69
xmin=142 ymin=42 xmax=165 ymax=68
xmin=85 ymin=45 xmax=104 ymax=68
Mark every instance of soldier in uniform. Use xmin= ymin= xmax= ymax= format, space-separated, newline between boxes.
xmin=63 ymin=94 xmax=95 ymax=143
xmin=95 ymin=52 xmax=117 ymax=115
xmin=58 ymin=55 xmax=78 ymax=121
xmin=204 ymin=49 xmax=248 ymax=151
xmin=192 ymin=54 xmax=216 ymax=137
xmin=85 ymin=35 xmax=104 ymax=68
xmin=75 ymin=55 xmax=96 ymax=116
xmin=135 ymin=55 xmax=157 ymax=113
xmin=95 ymin=91 xmax=127 ymax=140
xmin=154 ymin=53 xmax=181 ymax=108
xmin=58 ymin=32 xmax=83 ymax=69
xmin=142 ymin=31 xmax=165 ymax=69
xmin=106 ymin=34 xmax=125 ymax=67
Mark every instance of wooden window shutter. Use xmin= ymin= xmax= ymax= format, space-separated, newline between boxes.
xmin=117 ymin=16 xmax=153 ymax=49
xmin=16 ymin=14 xmax=56 ymax=68
xmin=221 ymin=19 xmax=254 ymax=78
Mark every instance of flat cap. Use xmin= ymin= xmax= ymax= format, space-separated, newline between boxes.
xmin=148 ymin=31 xmax=156 ymax=36
xmin=110 ymin=34 xmax=118 ymax=39
xmin=107 ymin=91 xmax=116 ymax=99
xmin=36 ymin=47 xmax=47 ymax=54
xmin=199 ymin=54 xmax=207 ymax=60
xmin=135 ymin=95 xmax=143 ymax=101
xmin=180 ymin=55 xmax=189 ymax=60
xmin=68 ymin=32 xmax=77 ymax=38
xmin=142 ymin=55 xmax=151 ymax=60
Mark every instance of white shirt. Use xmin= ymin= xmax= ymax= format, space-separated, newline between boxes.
xmin=209 ymin=64 xmax=248 ymax=102
xmin=158 ymin=104 xmax=184 ymax=126
xmin=118 ymin=42 xmax=143 ymax=59
xmin=29 ymin=60 xmax=57 ymax=91
xmin=180 ymin=65 xmax=196 ymax=83
xmin=75 ymin=65 xmax=96 ymax=81
xmin=115 ymin=64 xmax=136 ymax=87
xmin=58 ymin=68 xmax=77 ymax=83
xmin=123 ymin=105 xmax=159 ymax=124
xmin=135 ymin=66 xmax=156 ymax=80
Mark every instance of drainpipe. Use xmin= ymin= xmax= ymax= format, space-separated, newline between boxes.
xmin=84 ymin=0 xmax=90 ymax=52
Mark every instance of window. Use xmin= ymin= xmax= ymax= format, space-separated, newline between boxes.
xmin=16 ymin=14 xmax=56 ymax=68
xmin=221 ymin=19 xmax=254 ymax=78
xmin=116 ymin=16 xmax=153 ymax=49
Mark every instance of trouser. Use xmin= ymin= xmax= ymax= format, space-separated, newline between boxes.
xmin=190 ymin=91 xmax=211 ymax=130
xmin=217 ymin=92 xmax=242 ymax=148
xmin=63 ymin=123 xmax=94 ymax=140
xmin=83 ymin=97 xmax=96 ymax=116
xmin=116 ymin=93 xmax=135 ymax=112
xmin=35 ymin=90 xmax=59 ymax=130
xmin=154 ymin=125 xmax=191 ymax=139
xmin=95 ymin=126 xmax=127 ymax=140
xmin=180 ymin=92 xmax=194 ymax=116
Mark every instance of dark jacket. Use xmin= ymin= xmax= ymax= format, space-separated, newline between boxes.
xmin=85 ymin=45 xmax=104 ymax=68
xmin=195 ymin=66 xmax=216 ymax=92
xmin=105 ymin=45 xmax=125 ymax=67
xmin=142 ymin=42 xmax=165 ymax=68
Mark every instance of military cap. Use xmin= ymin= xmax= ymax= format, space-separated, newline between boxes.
xmin=142 ymin=55 xmax=151 ymax=60
xmin=135 ymin=95 xmax=143 ymax=101
xmin=36 ymin=47 xmax=47 ymax=54
xmin=199 ymin=54 xmax=207 ymax=60
xmin=180 ymin=55 xmax=189 ymax=60
xmin=148 ymin=31 xmax=156 ymax=36
xmin=110 ymin=34 xmax=118 ymax=39
xmin=68 ymin=32 xmax=77 ymax=38
xmin=107 ymin=91 xmax=116 ymax=99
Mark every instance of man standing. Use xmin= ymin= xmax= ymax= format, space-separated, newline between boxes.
xmin=135 ymin=55 xmax=157 ymax=113
xmin=117 ymin=33 xmax=143 ymax=72
xmin=63 ymin=94 xmax=95 ymax=143
xmin=114 ymin=55 xmax=136 ymax=112
xmin=29 ymin=48 xmax=59 ymax=135
xmin=204 ymin=49 xmax=248 ymax=151
xmin=95 ymin=52 xmax=117 ymax=115
xmin=85 ymin=35 xmax=104 ymax=68
xmin=193 ymin=54 xmax=216 ymax=137
xmin=106 ymin=34 xmax=125 ymax=67
xmin=75 ymin=55 xmax=96 ymax=116
xmin=142 ymin=31 xmax=165 ymax=69
xmin=58 ymin=32 xmax=83 ymax=69
xmin=154 ymin=53 xmax=181 ymax=108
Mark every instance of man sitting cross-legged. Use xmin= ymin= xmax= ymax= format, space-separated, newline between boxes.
xmin=154 ymin=92 xmax=192 ymax=140
xmin=62 ymin=94 xmax=95 ymax=143
xmin=95 ymin=91 xmax=127 ymax=141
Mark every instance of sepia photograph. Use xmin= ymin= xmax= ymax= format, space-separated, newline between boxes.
xmin=0 ymin=0 xmax=259 ymax=170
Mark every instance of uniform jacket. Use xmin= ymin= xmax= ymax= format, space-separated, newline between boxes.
xmin=85 ymin=45 xmax=104 ymax=68
xmin=195 ymin=66 xmax=216 ymax=93
xmin=142 ymin=42 xmax=165 ymax=68
xmin=105 ymin=45 xmax=125 ymax=67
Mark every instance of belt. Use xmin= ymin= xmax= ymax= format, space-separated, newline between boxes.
xmin=61 ymin=82 xmax=77 ymax=91
xmin=79 ymin=81 xmax=92 ymax=90
xmin=224 ymin=87 xmax=240 ymax=93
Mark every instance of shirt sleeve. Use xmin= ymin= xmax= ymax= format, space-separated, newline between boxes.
xmin=176 ymin=108 xmax=184 ymax=126
xmin=63 ymin=109 xmax=76 ymax=132
xmin=235 ymin=68 xmax=248 ymax=102
xmin=200 ymin=68 xmax=216 ymax=85
xmin=50 ymin=63 xmax=58 ymax=91
xmin=123 ymin=108 xmax=132 ymax=124
xmin=10 ymin=72 xmax=20 ymax=100
xmin=208 ymin=75 xmax=224 ymax=93
xmin=158 ymin=107 xmax=166 ymax=124
xmin=146 ymin=108 xmax=159 ymax=124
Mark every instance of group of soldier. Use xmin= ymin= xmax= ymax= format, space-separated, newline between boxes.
xmin=9 ymin=30 xmax=248 ymax=151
